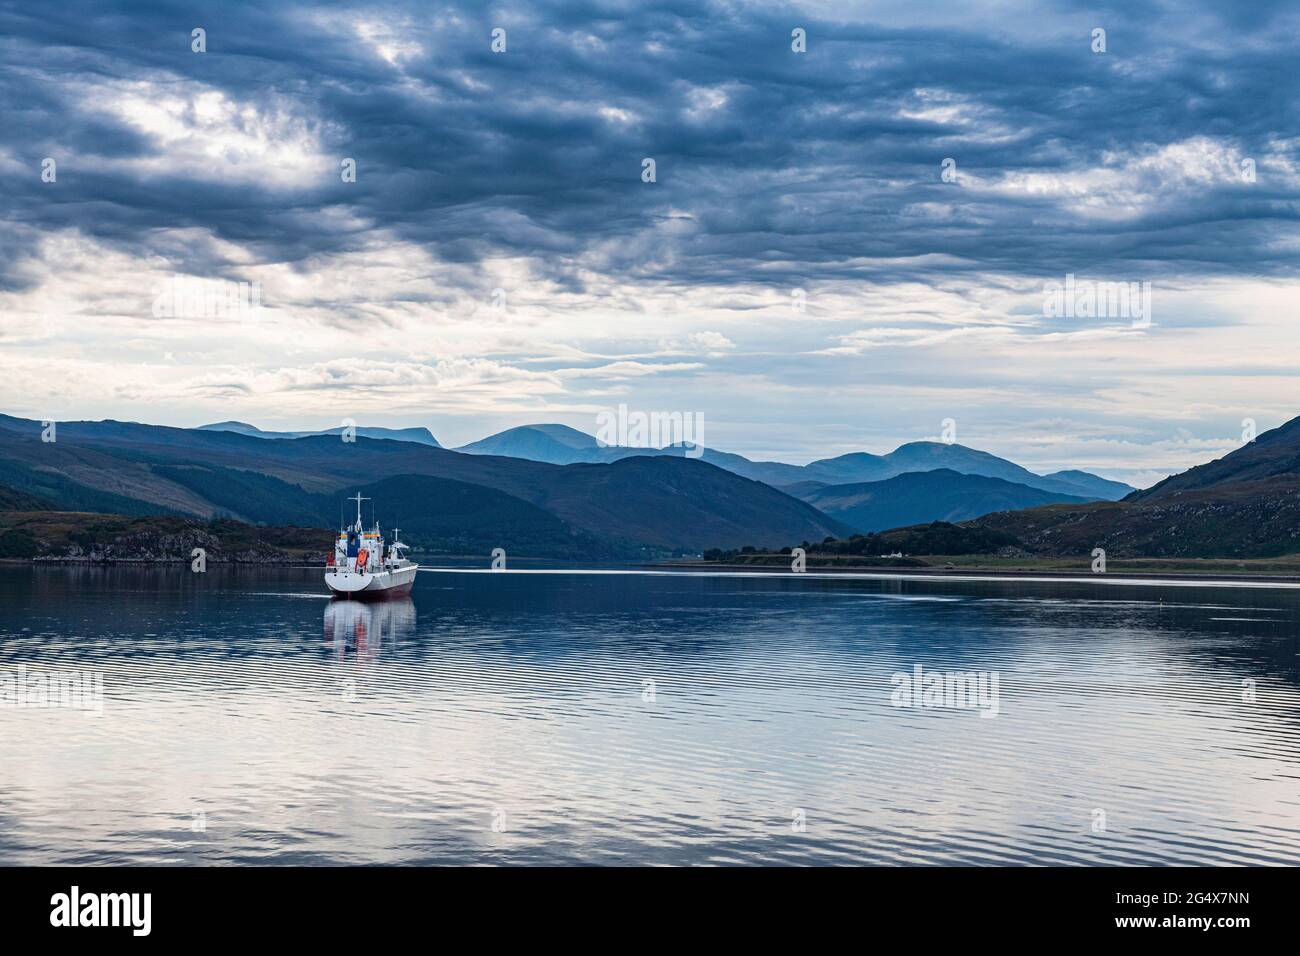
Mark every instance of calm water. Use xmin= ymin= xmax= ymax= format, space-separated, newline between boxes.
xmin=1 ymin=564 xmax=1299 ymax=866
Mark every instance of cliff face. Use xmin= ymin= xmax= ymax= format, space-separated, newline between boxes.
xmin=0 ymin=512 xmax=332 ymax=564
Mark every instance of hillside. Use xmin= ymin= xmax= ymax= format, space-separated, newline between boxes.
xmin=1132 ymin=416 xmax=1300 ymax=499
xmin=0 ymin=511 xmax=331 ymax=562
xmin=530 ymin=455 xmax=851 ymax=550
xmin=348 ymin=474 xmax=632 ymax=558
xmin=973 ymin=480 xmax=1300 ymax=558
xmin=799 ymin=469 xmax=1087 ymax=533
xmin=0 ymin=482 xmax=55 ymax=511
xmin=968 ymin=415 xmax=1300 ymax=559
xmin=0 ymin=475 xmax=626 ymax=562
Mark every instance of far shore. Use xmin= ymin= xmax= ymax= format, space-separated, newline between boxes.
xmin=6 ymin=554 xmax=1300 ymax=586
xmin=655 ymin=557 xmax=1300 ymax=585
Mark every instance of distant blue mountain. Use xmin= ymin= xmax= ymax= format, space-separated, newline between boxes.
xmin=455 ymin=424 xmax=596 ymax=462
xmin=199 ymin=421 xmax=441 ymax=447
xmin=1038 ymin=469 xmax=1134 ymax=500
xmin=799 ymin=469 xmax=1088 ymax=533
xmin=803 ymin=442 xmax=1133 ymax=500
xmin=457 ymin=426 xmax=1134 ymax=500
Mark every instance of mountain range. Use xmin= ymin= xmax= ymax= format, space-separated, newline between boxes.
xmin=197 ymin=418 xmax=1132 ymax=502
xmin=454 ymin=423 xmax=1134 ymax=499
xmin=0 ymin=413 xmax=1141 ymax=555
xmin=4 ymin=411 xmax=1296 ymax=559
xmin=0 ymin=414 xmax=847 ymax=555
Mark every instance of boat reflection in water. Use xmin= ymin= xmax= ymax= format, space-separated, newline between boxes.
xmin=324 ymin=597 xmax=416 ymax=660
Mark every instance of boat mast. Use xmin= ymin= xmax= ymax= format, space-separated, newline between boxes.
xmin=348 ymin=493 xmax=369 ymax=532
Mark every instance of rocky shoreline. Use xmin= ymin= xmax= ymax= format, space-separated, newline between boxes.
xmin=20 ymin=555 xmax=322 ymax=565
xmin=0 ymin=511 xmax=332 ymax=565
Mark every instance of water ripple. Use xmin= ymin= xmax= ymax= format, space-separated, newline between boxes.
xmin=1 ymin=565 xmax=1298 ymax=865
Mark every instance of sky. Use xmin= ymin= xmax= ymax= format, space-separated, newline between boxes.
xmin=1 ymin=0 xmax=1298 ymax=487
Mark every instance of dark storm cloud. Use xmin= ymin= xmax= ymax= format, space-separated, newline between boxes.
xmin=2 ymin=0 xmax=1298 ymax=292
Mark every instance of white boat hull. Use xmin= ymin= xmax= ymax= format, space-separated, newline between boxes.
xmin=325 ymin=564 xmax=418 ymax=599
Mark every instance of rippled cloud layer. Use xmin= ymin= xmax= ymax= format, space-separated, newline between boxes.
xmin=2 ymin=0 xmax=1298 ymax=482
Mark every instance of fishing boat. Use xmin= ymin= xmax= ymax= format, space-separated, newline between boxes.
xmin=325 ymin=494 xmax=418 ymax=599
